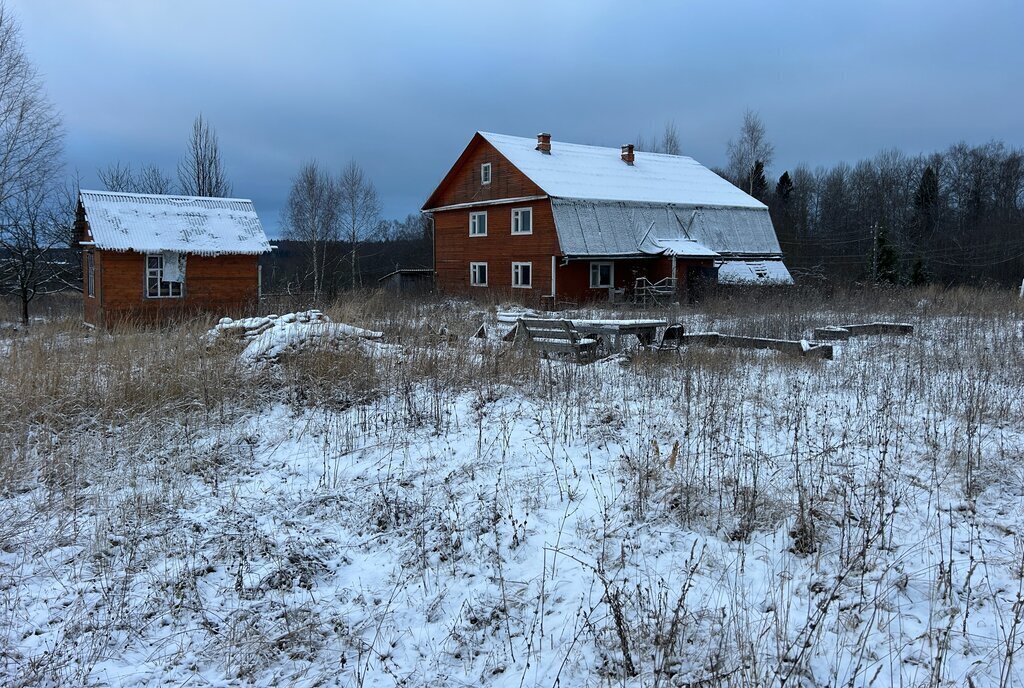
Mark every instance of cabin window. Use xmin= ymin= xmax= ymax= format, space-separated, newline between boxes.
xmin=590 ymin=261 xmax=614 ymax=288
xmin=481 ymin=163 xmax=491 ymax=185
xmin=511 ymin=207 xmax=533 ymax=235
xmin=512 ymin=262 xmax=532 ymax=288
xmin=470 ymin=262 xmax=488 ymax=287
xmin=86 ymin=252 xmax=95 ymax=297
xmin=469 ymin=211 xmax=487 ymax=236
xmin=145 ymin=254 xmax=184 ymax=298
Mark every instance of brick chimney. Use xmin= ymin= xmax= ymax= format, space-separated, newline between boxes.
xmin=536 ymin=132 xmax=551 ymax=154
xmin=621 ymin=144 xmax=635 ymax=165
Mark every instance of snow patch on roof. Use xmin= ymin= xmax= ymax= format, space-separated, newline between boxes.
xmin=647 ymin=238 xmax=720 ymax=258
xmin=480 ymin=132 xmax=765 ymax=209
xmin=717 ymin=260 xmax=794 ymax=285
xmin=80 ymin=190 xmax=271 ymax=256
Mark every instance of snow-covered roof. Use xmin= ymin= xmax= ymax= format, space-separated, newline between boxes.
xmin=550 ymin=199 xmax=783 ymax=257
xmin=79 ymin=190 xmax=271 ymax=256
xmin=479 ymin=132 xmax=766 ymax=209
xmin=717 ymin=260 xmax=793 ymax=285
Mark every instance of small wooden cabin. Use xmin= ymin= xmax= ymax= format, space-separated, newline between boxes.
xmin=75 ymin=190 xmax=272 ymax=326
xmin=422 ymin=132 xmax=793 ymax=303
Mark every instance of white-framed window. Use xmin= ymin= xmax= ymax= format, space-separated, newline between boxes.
xmin=86 ymin=251 xmax=95 ymax=297
xmin=481 ymin=162 xmax=492 ymax=185
xmin=590 ymin=261 xmax=614 ymax=288
xmin=145 ymin=254 xmax=184 ymax=298
xmin=512 ymin=262 xmax=532 ymax=289
xmin=511 ymin=207 xmax=533 ymax=235
xmin=470 ymin=262 xmax=488 ymax=287
xmin=469 ymin=211 xmax=487 ymax=236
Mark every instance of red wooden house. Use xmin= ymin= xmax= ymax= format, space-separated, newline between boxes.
xmin=422 ymin=132 xmax=792 ymax=303
xmin=75 ymin=190 xmax=272 ymax=326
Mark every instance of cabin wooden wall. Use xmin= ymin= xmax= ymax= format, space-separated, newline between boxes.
xmin=434 ymin=199 xmax=561 ymax=301
xmin=553 ymin=258 xmax=670 ymax=302
xmin=89 ymin=250 xmax=259 ymax=326
xmin=426 ymin=136 xmax=545 ymax=209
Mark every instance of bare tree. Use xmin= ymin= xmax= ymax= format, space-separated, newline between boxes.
xmin=0 ymin=181 xmax=67 ymax=323
xmin=0 ymin=3 xmax=64 ymax=324
xmin=97 ymin=161 xmax=135 ymax=192
xmin=661 ymin=121 xmax=681 ymax=156
xmin=177 ymin=114 xmax=231 ymax=198
xmin=727 ymin=109 xmax=774 ymax=194
xmin=636 ymin=122 xmax=681 ymax=155
xmin=338 ymin=160 xmax=381 ymax=288
xmin=98 ymin=162 xmax=174 ymax=194
xmin=137 ymin=164 xmax=174 ymax=194
xmin=283 ymin=160 xmax=340 ymax=300
xmin=635 ymin=132 xmax=655 ymax=153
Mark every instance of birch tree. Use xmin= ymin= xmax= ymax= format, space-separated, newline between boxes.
xmin=727 ymin=109 xmax=774 ymax=194
xmin=283 ymin=160 xmax=339 ymax=300
xmin=338 ymin=160 xmax=380 ymax=289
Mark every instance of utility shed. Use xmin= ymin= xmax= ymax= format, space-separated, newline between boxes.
xmin=423 ymin=131 xmax=793 ymax=303
xmin=75 ymin=190 xmax=272 ymax=326
xmin=378 ymin=268 xmax=434 ymax=294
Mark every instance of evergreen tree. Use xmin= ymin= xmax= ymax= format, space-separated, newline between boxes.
xmin=747 ymin=160 xmax=768 ymax=201
xmin=775 ymin=170 xmax=793 ymax=205
xmin=874 ymin=223 xmax=899 ymax=284
xmin=910 ymin=257 xmax=929 ymax=286
xmin=912 ymin=165 xmax=940 ymax=238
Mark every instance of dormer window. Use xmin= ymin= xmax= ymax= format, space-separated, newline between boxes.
xmin=480 ymin=163 xmax=491 ymax=185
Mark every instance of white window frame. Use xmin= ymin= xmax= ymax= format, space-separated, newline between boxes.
xmin=511 ymin=207 xmax=533 ymax=235
xmin=86 ymin=251 xmax=95 ymax=298
xmin=469 ymin=262 xmax=488 ymax=287
xmin=589 ymin=261 xmax=614 ymax=289
xmin=512 ymin=261 xmax=532 ymax=289
xmin=145 ymin=253 xmax=184 ymax=299
xmin=480 ymin=162 xmax=492 ymax=185
xmin=469 ymin=211 xmax=487 ymax=237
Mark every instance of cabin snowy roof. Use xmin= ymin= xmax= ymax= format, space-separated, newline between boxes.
xmin=79 ymin=190 xmax=272 ymax=256
xmin=478 ymin=132 xmax=766 ymax=209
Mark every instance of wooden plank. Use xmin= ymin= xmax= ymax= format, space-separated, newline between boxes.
xmin=843 ymin=322 xmax=914 ymax=336
xmin=678 ymin=332 xmax=833 ymax=360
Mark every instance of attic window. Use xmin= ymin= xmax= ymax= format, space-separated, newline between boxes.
xmin=481 ymin=163 xmax=492 ymax=185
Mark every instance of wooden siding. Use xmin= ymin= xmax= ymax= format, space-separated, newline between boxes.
xmin=90 ymin=250 xmax=259 ymax=326
xmin=425 ymin=135 xmax=546 ymax=210
xmin=434 ymin=198 xmax=561 ymax=301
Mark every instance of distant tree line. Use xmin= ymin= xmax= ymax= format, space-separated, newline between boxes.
xmin=640 ymin=112 xmax=1024 ymax=287
xmin=769 ymin=141 xmax=1024 ymax=286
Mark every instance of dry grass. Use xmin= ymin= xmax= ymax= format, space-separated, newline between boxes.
xmin=2 ymin=284 xmax=1023 ymax=686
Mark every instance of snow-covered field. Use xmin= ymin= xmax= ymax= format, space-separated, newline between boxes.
xmin=2 ymin=290 xmax=1023 ymax=687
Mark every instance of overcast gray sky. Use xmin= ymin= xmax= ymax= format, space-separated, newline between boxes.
xmin=9 ymin=0 xmax=1023 ymax=236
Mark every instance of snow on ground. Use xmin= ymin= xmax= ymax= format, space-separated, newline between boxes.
xmin=2 ymin=301 xmax=1024 ymax=687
